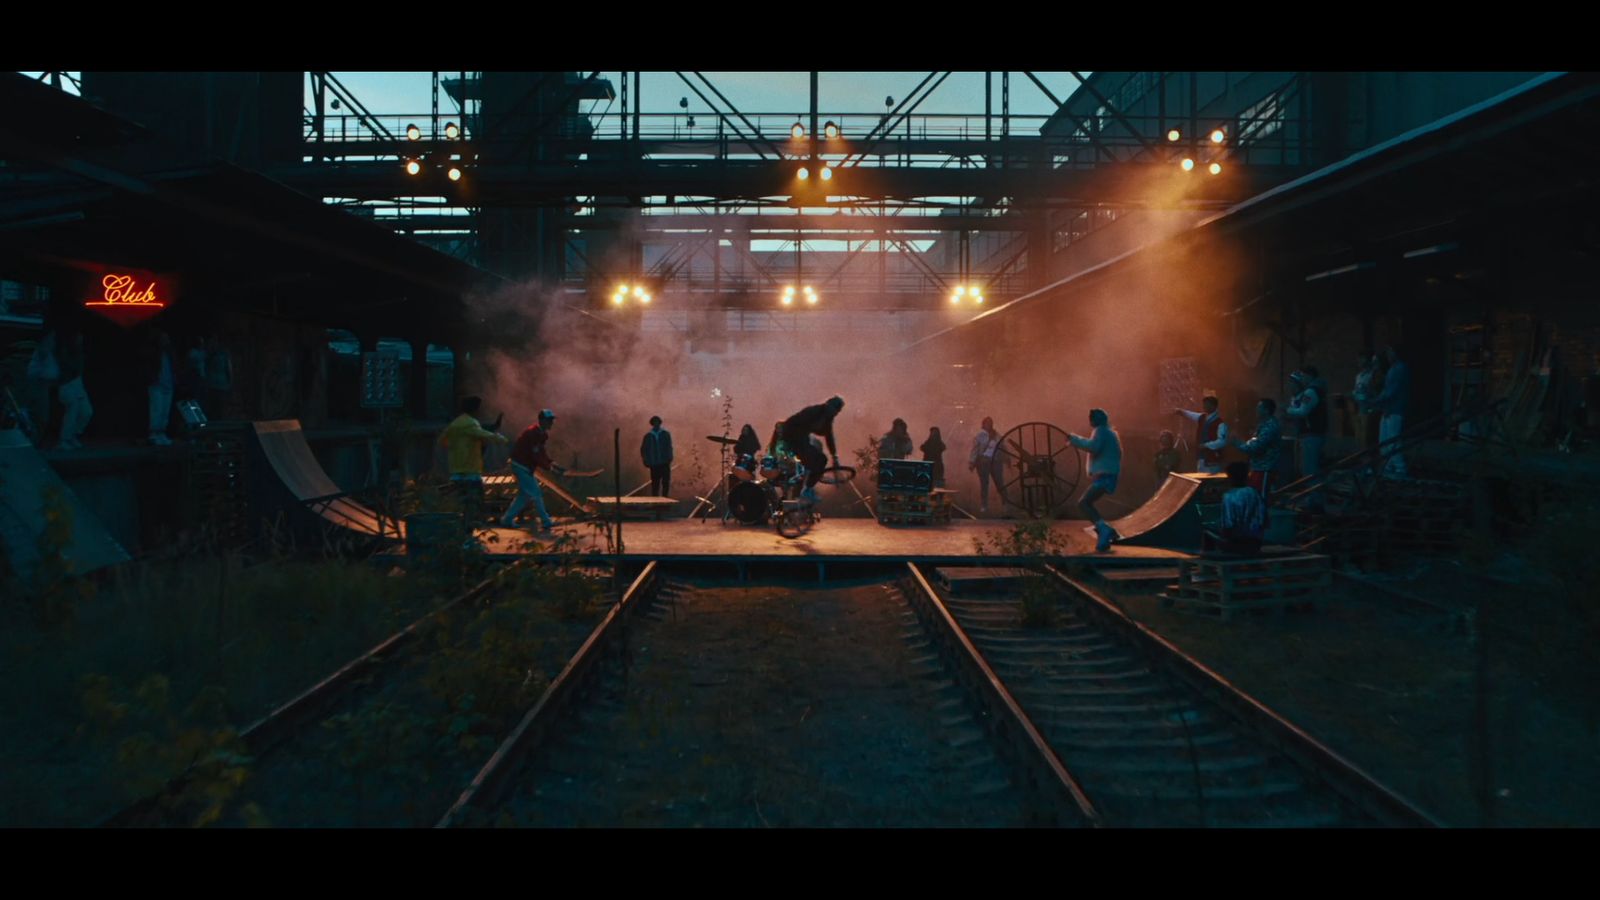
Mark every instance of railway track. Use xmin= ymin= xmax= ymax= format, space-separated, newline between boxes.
xmin=442 ymin=567 xmax=1046 ymax=827
xmin=106 ymin=552 xmax=1437 ymax=827
xmin=904 ymin=562 xmax=1440 ymax=827
xmin=101 ymin=559 xmax=607 ymax=827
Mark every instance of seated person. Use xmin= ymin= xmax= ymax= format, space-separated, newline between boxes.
xmin=1203 ymin=461 xmax=1267 ymax=556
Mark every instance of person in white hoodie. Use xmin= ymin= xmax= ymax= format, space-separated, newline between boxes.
xmin=1069 ymin=408 xmax=1123 ymax=552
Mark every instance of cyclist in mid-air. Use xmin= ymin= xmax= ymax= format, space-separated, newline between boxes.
xmin=779 ymin=395 xmax=845 ymax=505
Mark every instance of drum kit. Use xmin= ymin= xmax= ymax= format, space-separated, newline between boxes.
xmin=701 ymin=433 xmax=854 ymax=537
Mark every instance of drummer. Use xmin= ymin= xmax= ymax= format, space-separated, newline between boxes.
xmin=734 ymin=424 xmax=762 ymax=459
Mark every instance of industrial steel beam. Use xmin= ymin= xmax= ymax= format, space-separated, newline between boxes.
xmin=273 ymin=158 xmax=1276 ymax=205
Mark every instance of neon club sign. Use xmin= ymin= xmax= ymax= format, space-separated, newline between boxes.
xmin=83 ymin=272 xmax=171 ymax=323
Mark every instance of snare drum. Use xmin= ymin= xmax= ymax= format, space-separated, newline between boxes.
xmin=758 ymin=454 xmax=780 ymax=480
xmin=731 ymin=453 xmax=757 ymax=482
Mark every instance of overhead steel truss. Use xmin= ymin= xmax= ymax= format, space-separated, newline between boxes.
xmin=287 ymin=71 xmax=1312 ymax=305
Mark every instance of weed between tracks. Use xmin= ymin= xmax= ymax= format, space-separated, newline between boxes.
xmin=0 ymin=518 xmax=613 ymax=825
xmin=973 ymin=521 xmax=1070 ymax=628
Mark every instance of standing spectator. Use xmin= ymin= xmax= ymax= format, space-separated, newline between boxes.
xmin=1368 ymin=345 xmax=1410 ymax=478
xmin=501 ymin=409 xmax=566 ymax=532
xmin=1174 ymin=395 xmax=1228 ymax=474
xmin=920 ymin=426 xmax=947 ymax=488
xmin=205 ymin=334 xmax=234 ymax=419
xmin=880 ymin=418 xmax=913 ymax=460
xmin=1154 ymin=430 xmax=1181 ymax=481
xmin=180 ymin=336 xmax=207 ymax=404
xmin=146 ymin=330 xmax=175 ymax=446
xmin=55 ymin=331 xmax=91 ymax=450
xmin=641 ymin=415 xmax=675 ymax=497
xmin=1231 ymin=398 xmax=1283 ymax=501
xmin=1203 ymin=461 xmax=1267 ymax=555
xmin=969 ymin=416 xmax=1006 ymax=514
xmin=24 ymin=330 xmax=59 ymax=441
xmin=1285 ymin=367 xmax=1329 ymax=512
xmin=1351 ymin=353 xmax=1381 ymax=451
xmin=1068 ymin=408 xmax=1124 ymax=553
xmin=439 ymin=395 xmax=508 ymax=521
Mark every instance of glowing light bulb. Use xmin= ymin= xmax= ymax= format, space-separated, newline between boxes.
xmin=797 ymin=166 xmax=810 ymax=181
xmin=406 ymin=124 xmax=421 ymax=141
xmin=405 ymin=159 xmax=422 ymax=176
xmin=447 ymin=166 xmax=462 ymax=182
xmin=824 ymin=121 xmax=839 ymax=139
xmin=1208 ymin=162 xmax=1222 ymax=175
xmin=1167 ymin=129 xmax=1181 ymax=142
xmin=791 ymin=123 xmax=805 ymax=139
xmin=819 ymin=166 xmax=832 ymax=181
xmin=444 ymin=122 xmax=460 ymax=139
xmin=1210 ymin=128 xmax=1225 ymax=144
xmin=1180 ymin=158 xmax=1195 ymax=171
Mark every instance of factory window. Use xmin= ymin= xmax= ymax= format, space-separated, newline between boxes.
xmin=1237 ymin=92 xmax=1284 ymax=145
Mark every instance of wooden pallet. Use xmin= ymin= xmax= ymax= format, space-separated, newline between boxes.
xmin=877 ymin=487 xmax=952 ymax=524
xmin=878 ymin=508 xmax=952 ymax=525
xmin=936 ymin=566 xmax=1032 ymax=594
xmin=1160 ymin=553 xmax=1332 ymax=621
xmin=585 ymin=496 xmax=679 ymax=520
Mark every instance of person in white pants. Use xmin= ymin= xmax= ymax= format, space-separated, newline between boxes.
xmin=147 ymin=331 xmax=174 ymax=446
xmin=55 ymin=332 xmax=91 ymax=450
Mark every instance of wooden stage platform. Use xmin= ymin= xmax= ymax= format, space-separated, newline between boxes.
xmin=385 ymin=518 xmax=1192 ymax=575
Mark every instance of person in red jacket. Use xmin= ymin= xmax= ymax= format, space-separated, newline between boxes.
xmin=1174 ymin=395 xmax=1228 ymax=474
xmin=500 ymin=409 xmax=567 ymax=531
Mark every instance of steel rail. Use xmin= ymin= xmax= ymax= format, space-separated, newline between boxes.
xmin=902 ymin=563 xmax=1100 ymax=826
xmin=437 ymin=561 xmax=662 ymax=826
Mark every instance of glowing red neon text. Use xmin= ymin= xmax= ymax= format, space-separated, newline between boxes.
xmin=85 ymin=273 xmax=164 ymax=308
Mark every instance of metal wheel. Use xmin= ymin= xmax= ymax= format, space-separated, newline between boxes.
xmin=816 ymin=465 xmax=856 ymax=485
xmin=776 ymin=502 xmax=814 ymax=538
xmin=995 ymin=421 xmax=1084 ymax=519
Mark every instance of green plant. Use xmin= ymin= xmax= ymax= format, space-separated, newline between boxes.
xmin=972 ymin=520 xmax=1069 ymax=629
xmin=77 ymin=673 xmax=257 ymax=826
xmin=323 ymin=699 xmax=434 ymax=824
xmin=855 ymin=436 xmax=881 ymax=485
xmin=29 ymin=486 xmax=96 ymax=628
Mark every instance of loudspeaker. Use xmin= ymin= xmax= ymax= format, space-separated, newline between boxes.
xmin=879 ymin=458 xmax=934 ymax=493
xmin=177 ymin=399 xmax=208 ymax=429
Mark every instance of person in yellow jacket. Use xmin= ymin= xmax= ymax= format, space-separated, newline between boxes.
xmin=439 ymin=395 xmax=507 ymax=520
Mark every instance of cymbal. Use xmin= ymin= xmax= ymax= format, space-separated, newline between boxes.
xmin=704 ymin=434 xmax=740 ymax=444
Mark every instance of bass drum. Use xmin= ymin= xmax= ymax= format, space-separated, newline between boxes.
xmin=728 ymin=479 xmax=772 ymax=525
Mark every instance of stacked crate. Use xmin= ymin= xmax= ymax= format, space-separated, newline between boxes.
xmin=1384 ymin=477 xmax=1468 ymax=556
xmin=190 ymin=424 xmax=249 ymax=547
xmin=1160 ymin=553 xmax=1332 ymax=620
xmin=877 ymin=487 xmax=953 ymax=525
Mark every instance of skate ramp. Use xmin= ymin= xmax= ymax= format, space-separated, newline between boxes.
xmin=0 ymin=429 xmax=131 ymax=579
xmin=1105 ymin=473 xmax=1219 ymax=549
xmin=249 ymin=420 xmax=401 ymax=541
